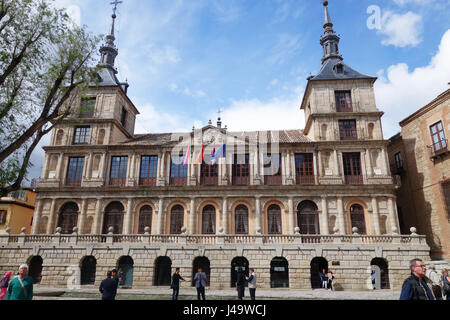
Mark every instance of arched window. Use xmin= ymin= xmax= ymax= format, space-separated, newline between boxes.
xmin=102 ymin=202 xmax=124 ymax=234
xmin=297 ymin=201 xmax=320 ymax=235
xmin=154 ymin=256 xmax=172 ymax=286
xmin=350 ymin=204 xmax=366 ymax=235
xmin=235 ymin=205 xmax=249 ymax=234
xmin=267 ymin=204 xmax=282 ymax=234
xmin=138 ymin=205 xmax=152 ymax=234
xmin=80 ymin=256 xmax=96 ymax=285
xmin=57 ymin=202 xmax=79 ymax=234
xmin=202 ymin=205 xmax=216 ymax=234
xmin=170 ymin=205 xmax=184 ymax=234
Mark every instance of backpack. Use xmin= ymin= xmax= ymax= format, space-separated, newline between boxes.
xmin=443 ymin=275 xmax=450 ymax=293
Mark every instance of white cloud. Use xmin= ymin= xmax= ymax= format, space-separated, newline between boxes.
xmin=375 ymin=29 xmax=450 ymax=137
xmin=134 ymin=103 xmax=191 ymax=134
xmin=393 ymin=0 xmax=434 ymax=5
xmin=268 ymin=34 xmax=303 ymax=65
xmin=379 ymin=11 xmax=423 ymax=47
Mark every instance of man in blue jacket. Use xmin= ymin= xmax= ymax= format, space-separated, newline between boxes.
xmin=400 ymin=258 xmax=435 ymax=300
xmin=99 ymin=271 xmax=118 ymax=300
xmin=193 ymin=268 xmax=207 ymax=300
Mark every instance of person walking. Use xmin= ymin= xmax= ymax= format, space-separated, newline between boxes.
xmin=400 ymin=258 xmax=435 ymax=300
xmin=236 ymin=269 xmax=246 ymax=300
xmin=428 ymin=265 xmax=442 ymax=300
xmin=327 ymin=269 xmax=335 ymax=291
xmin=320 ymin=268 xmax=327 ymax=289
xmin=371 ymin=269 xmax=376 ymax=290
xmin=5 ymin=264 xmax=33 ymax=300
xmin=0 ymin=271 xmax=12 ymax=300
xmin=171 ymin=268 xmax=185 ymax=301
xmin=193 ymin=268 xmax=207 ymax=300
xmin=442 ymin=269 xmax=450 ymax=300
xmin=246 ymin=268 xmax=256 ymax=300
xmin=99 ymin=271 xmax=118 ymax=300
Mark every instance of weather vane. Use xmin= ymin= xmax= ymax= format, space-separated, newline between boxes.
xmin=110 ymin=0 xmax=123 ymax=15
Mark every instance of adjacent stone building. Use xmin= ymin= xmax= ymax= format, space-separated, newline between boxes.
xmin=0 ymin=189 xmax=36 ymax=235
xmin=0 ymin=2 xmax=431 ymax=291
xmin=388 ymin=88 xmax=450 ymax=260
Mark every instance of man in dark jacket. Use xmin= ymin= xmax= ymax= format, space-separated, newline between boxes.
xmin=400 ymin=258 xmax=435 ymax=300
xmin=111 ymin=269 xmax=119 ymax=288
xmin=236 ymin=269 xmax=246 ymax=300
xmin=100 ymin=271 xmax=117 ymax=300
xmin=171 ymin=268 xmax=185 ymax=300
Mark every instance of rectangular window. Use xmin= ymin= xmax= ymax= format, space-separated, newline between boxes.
xmin=0 ymin=210 xmax=7 ymax=225
xmin=110 ymin=156 xmax=128 ymax=186
xmin=200 ymin=162 xmax=218 ymax=185
xmin=335 ymin=91 xmax=353 ymax=112
xmin=430 ymin=121 xmax=447 ymax=154
xmin=66 ymin=157 xmax=85 ymax=186
xmin=264 ymin=153 xmax=282 ymax=185
xmin=79 ymin=97 xmax=96 ymax=118
xmin=394 ymin=152 xmax=403 ymax=170
xmin=170 ymin=155 xmax=187 ymax=186
xmin=295 ymin=153 xmax=315 ymax=184
xmin=232 ymin=154 xmax=250 ymax=185
xmin=339 ymin=120 xmax=358 ymax=140
xmin=343 ymin=152 xmax=363 ymax=184
xmin=73 ymin=126 xmax=91 ymax=145
xmin=139 ymin=156 xmax=158 ymax=186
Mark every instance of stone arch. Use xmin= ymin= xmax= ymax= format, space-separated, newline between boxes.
xmin=345 ymin=200 xmax=370 ymax=235
xmin=133 ymin=201 xmax=157 ymax=234
xmin=27 ymin=255 xmax=43 ymax=284
xmin=57 ymin=202 xmax=79 ymax=234
xmin=197 ymin=200 xmax=220 ymax=235
xmin=102 ymin=201 xmax=125 ymax=234
xmin=371 ymin=258 xmax=390 ymax=289
xmin=80 ymin=256 xmax=96 ymax=285
xmin=230 ymin=200 xmax=254 ymax=235
xmin=154 ymin=256 xmax=172 ymax=286
xmin=192 ymin=257 xmax=211 ymax=287
xmin=165 ymin=201 xmax=188 ymax=234
xmin=231 ymin=257 xmax=249 ymax=288
xmin=310 ymin=257 xmax=328 ymax=289
xmin=117 ymin=256 xmax=134 ymax=287
xmin=270 ymin=257 xmax=289 ymax=288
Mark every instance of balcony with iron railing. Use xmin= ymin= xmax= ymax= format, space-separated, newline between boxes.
xmin=232 ymin=176 xmax=250 ymax=186
xmin=296 ymin=175 xmax=316 ymax=185
xmin=65 ymin=179 xmax=82 ymax=187
xmin=109 ymin=178 xmax=126 ymax=187
xmin=428 ymin=139 xmax=448 ymax=158
xmin=169 ymin=177 xmax=187 ymax=186
xmin=344 ymin=175 xmax=363 ymax=185
xmin=200 ymin=176 xmax=219 ymax=186
xmin=139 ymin=177 xmax=157 ymax=186
xmin=339 ymin=128 xmax=358 ymax=141
xmin=264 ymin=175 xmax=282 ymax=185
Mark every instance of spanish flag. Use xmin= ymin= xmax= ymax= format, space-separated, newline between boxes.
xmin=194 ymin=145 xmax=204 ymax=165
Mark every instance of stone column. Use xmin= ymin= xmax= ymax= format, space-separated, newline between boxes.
xmin=337 ymin=197 xmax=346 ymax=235
xmin=85 ymin=152 xmax=93 ymax=180
xmin=99 ymin=153 xmax=106 ymax=180
xmin=156 ymin=198 xmax=164 ymax=234
xmin=366 ymin=149 xmax=373 ymax=177
xmin=78 ymin=199 xmax=88 ymax=234
xmin=290 ymin=151 xmax=296 ymax=181
xmin=156 ymin=152 xmax=162 ymax=179
xmin=46 ymin=199 xmax=57 ymax=234
xmin=222 ymin=198 xmax=228 ymax=234
xmin=381 ymin=147 xmax=389 ymax=175
xmin=321 ymin=197 xmax=329 ymax=235
xmin=55 ymin=153 xmax=64 ymax=180
xmin=333 ymin=149 xmax=340 ymax=176
xmin=124 ymin=198 xmax=133 ymax=234
xmin=92 ymin=199 xmax=103 ymax=234
xmin=288 ymin=197 xmax=294 ymax=235
xmin=189 ymin=198 xmax=196 ymax=235
xmin=318 ymin=151 xmax=323 ymax=177
xmin=285 ymin=151 xmax=291 ymax=179
xmin=371 ymin=197 xmax=381 ymax=235
xmin=255 ymin=197 xmax=261 ymax=234
xmin=31 ymin=199 xmax=43 ymax=234
xmin=388 ymin=197 xmax=399 ymax=233
xmin=42 ymin=154 xmax=50 ymax=180
xmin=313 ymin=151 xmax=319 ymax=178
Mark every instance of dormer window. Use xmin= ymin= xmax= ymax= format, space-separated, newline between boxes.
xmin=120 ymin=107 xmax=127 ymax=127
xmin=334 ymin=63 xmax=344 ymax=75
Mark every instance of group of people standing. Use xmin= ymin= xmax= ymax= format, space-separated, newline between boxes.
xmin=319 ymin=269 xmax=335 ymax=290
xmin=0 ymin=265 xmax=33 ymax=300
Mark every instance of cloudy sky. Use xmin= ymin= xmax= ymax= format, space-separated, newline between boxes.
xmin=27 ymin=0 xmax=450 ymax=182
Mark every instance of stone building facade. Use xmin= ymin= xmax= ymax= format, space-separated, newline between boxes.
xmin=388 ymin=88 xmax=450 ymax=260
xmin=0 ymin=2 xmax=431 ymax=291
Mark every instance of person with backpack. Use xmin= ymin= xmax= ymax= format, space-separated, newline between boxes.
xmin=442 ymin=269 xmax=450 ymax=300
xmin=5 ymin=264 xmax=33 ymax=300
xmin=0 ymin=271 xmax=12 ymax=300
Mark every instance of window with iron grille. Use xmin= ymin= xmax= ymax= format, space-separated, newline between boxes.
xmin=335 ymin=90 xmax=353 ymax=112
xmin=66 ymin=157 xmax=85 ymax=186
xmin=73 ymin=126 xmax=91 ymax=144
xmin=170 ymin=205 xmax=184 ymax=234
xmin=297 ymin=201 xmax=319 ymax=235
xmin=430 ymin=121 xmax=447 ymax=152
xmin=110 ymin=156 xmax=128 ymax=186
xmin=0 ymin=210 xmax=7 ymax=225
xmin=339 ymin=120 xmax=358 ymax=140
xmin=138 ymin=205 xmax=152 ymax=234
xmin=268 ymin=204 xmax=282 ymax=234
xmin=350 ymin=204 xmax=366 ymax=234
xmin=79 ymin=97 xmax=96 ymax=118
xmin=235 ymin=205 xmax=249 ymax=234
xmin=295 ymin=153 xmax=314 ymax=184
xmin=202 ymin=205 xmax=216 ymax=234
xmin=394 ymin=152 xmax=403 ymax=170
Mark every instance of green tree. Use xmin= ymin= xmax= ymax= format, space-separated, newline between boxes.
xmin=0 ymin=0 xmax=101 ymax=196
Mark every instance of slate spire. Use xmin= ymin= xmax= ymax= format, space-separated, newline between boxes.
xmin=320 ymin=1 xmax=343 ymax=65
xmin=99 ymin=1 xmax=122 ymax=73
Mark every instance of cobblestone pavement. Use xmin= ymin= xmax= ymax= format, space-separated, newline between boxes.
xmin=33 ymin=287 xmax=401 ymax=300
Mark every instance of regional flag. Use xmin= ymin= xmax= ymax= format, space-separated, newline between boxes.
xmin=194 ymin=145 xmax=204 ymax=165
xmin=209 ymin=144 xmax=226 ymax=164
xmin=182 ymin=145 xmax=190 ymax=167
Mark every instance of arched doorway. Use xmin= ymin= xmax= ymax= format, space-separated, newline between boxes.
xmin=28 ymin=256 xmax=43 ymax=284
xmin=270 ymin=257 xmax=289 ymax=288
xmin=371 ymin=258 xmax=390 ymax=289
xmin=154 ymin=256 xmax=172 ymax=286
xmin=57 ymin=202 xmax=79 ymax=234
xmin=192 ymin=257 xmax=211 ymax=287
xmin=350 ymin=204 xmax=366 ymax=234
xmin=138 ymin=205 xmax=152 ymax=234
xmin=118 ymin=256 xmax=134 ymax=287
xmin=80 ymin=256 xmax=96 ymax=285
xmin=170 ymin=205 xmax=184 ymax=234
xmin=201 ymin=205 xmax=216 ymax=234
xmin=231 ymin=257 xmax=249 ymax=288
xmin=310 ymin=257 xmax=328 ymax=289
xmin=235 ymin=205 xmax=249 ymax=234
xmin=102 ymin=202 xmax=124 ymax=234
xmin=267 ymin=204 xmax=282 ymax=234
xmin=297 ymin=201 xmax=320 ymax=234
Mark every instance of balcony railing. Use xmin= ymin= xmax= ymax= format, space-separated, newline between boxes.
xmin=109 ymin=178 xmax=126 ymax=187
xmin=65 ymin=179 xmax=82 ymax=187
xmin=232 ymin=176 xmax=250 ymax=186
xmin=264 ymin=175 xmax=282 ymax=185
xmin=344 ymin=175 xmax=363 ymax=185
xmin=169 ymin=177 xmax=187 ymax=186
xmin=139 ymin=177 xmax=157 ymax=186
xmin=339 ymin=129 xmax=358 ymax=141
xmin=428 ymin=139 xmax=448 ymax=158
xmin=336 ymin=101 xmax=354 ymax=113
xmin=200 ymin=176 xmax=218 ymax=186
xmin=296 ymin=175 xmax=316 ymax=185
